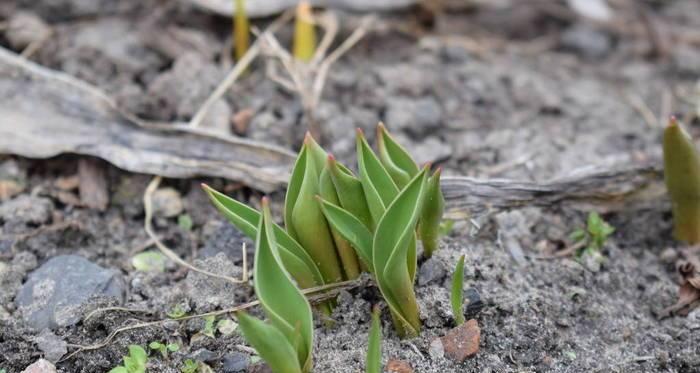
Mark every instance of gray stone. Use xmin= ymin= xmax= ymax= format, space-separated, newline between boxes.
xmin=34 ymin=329 xmax=67 ymax=363
xmin=151 ymin=187 xmax=184 ymax=218
xmin=0 ymin=195 xmax=54 ymax=225
xmin=560 ymin=24 xmax=612 ymax=59
xmin=407 ymin=136 xmax=452 ymax=165
xmin=189 ymin=348 xmax=219 ymax=363
xmin=21 ymin=359 xmax=56 ymax=373
xmin=418 ymin=257 xmax=446 ymax=286
xmin=441 ymin=45 xmax=470 ymax=64
xmin=6 ymin=12 xmax=51 ymax=50
xmin=15 ymin=255 xmax=125 ymax=330
xmin=223 ymin=351 xmax=250 ymax=372
xmin=385 ymin=97 xmax=442 ymax=136
xmin=463 ymin=288 xmax=484 ymax=318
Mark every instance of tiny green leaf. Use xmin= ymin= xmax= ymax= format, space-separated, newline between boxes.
xmin=217 ymin=318 xmax=238 ymax=336
xmin=131 ymin=251 xmax=167 ymax=273
xmin=203 ymin=315 xmax=216 ymax=338
xmin=366 ymin=306 xmax=382 ymax=373
xmin=451 ymin=255 xmax=466 ymax=326
xmin=327 ymin=154 xmax=374 ymax=231
xmin=663 ymin=117 xmax=700 ymax=243
xmin=178 ymin=213 xmax=193 ymax=231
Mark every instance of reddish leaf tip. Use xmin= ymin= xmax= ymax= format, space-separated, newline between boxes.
xmin=668 ymin=115 xmax=679 ymax=127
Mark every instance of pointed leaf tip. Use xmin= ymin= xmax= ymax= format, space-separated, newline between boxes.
xmin=668 ymin=116 xmax=679 ymax=127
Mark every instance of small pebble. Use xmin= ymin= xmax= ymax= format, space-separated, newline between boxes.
xmin=21 ymin=359 xmax=56 ymax=373
xmin=222 ymin=352 xmax=250 ymax=372
xmin=385 ymin=359 xmax=413 ymax=373
xmin=440 ymin=319 xmax=481 ymax=362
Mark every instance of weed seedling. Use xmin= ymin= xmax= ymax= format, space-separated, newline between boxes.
xmin=108 ymin=345 xmax=148 ymax=373
xmin=202 ymin=315 xmax=217 ymax=338
xmin=149 ymin=341 xmax=179 ymax=359
xmin=181 ymin=359 xmax=198 ymax=373
xmin=570 ymin=212 xmax=615 ymax=257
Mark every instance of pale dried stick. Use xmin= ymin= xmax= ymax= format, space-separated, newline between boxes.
xmin=143 ymin=176 xmax=248 ymax=284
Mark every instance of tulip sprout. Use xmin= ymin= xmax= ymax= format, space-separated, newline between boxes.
xmin=236 ymin=198 xmax=314 ymax=373
xmin=204 ymin=123 xmax=444 ymax=337
xmin=293 ymin=1 xmax=316 ymax=62
xmin=450 ymin=255 xmax=466 ymax=326
xmin=233 ymin=0 xmax=249 ymax=61
xmin=663 ymin=116 xmax=700 ymax=243
xmin=366 ymin=306 xmax=382 ymax=373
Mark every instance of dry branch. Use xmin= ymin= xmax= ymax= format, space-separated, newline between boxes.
xmin=0 ymin=46 xmax=295 ymax=192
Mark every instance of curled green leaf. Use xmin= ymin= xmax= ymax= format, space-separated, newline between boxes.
xmin=419 ymin=168 xmax=445 ymax=257
xmin=237 ymin=198 xmax=314 ymax=373
xmin=373 ymin=168 xmax=428 ymax=338
xmin=377 ymin=122 xmax=419 ymax=188
xmin=318 ymin=196 xmax=374 ymax=273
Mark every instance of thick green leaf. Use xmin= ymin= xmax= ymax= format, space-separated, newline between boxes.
xmin=318 ymin=197 xmax=374 ymax=273
xmin=451 ymin=255 xmax=466 ymax=326
xmin=373 ymin=169 xmax=428 ymax=338
xmin=319 ymin=166 xmax=361 ymax=279
xmin=285 ymin=145 xmax=308 ymax=240
xmin=663 ymin=117 xmax=700 ymax=243
xmin=237 ymin=311 xmax=304 ymax=373
xmin=366 ymin=307 xmax=382 ymax=373
xmin=254 ymin=199 xmax=313 ymax=370
xmin=291 ymin=149 xmax=344 ymax=284
xmin=327 ymin=155 xmax=374 ymax=230
xmin=377 ymin=123 xmax=419 ymax=188
xmin=202 ymin=185 xmax=324 ymax=289
xmin=356 ymin=130 xmax=399 ymax=226
xmin=419 ymin=168 xmax=445 ymax=257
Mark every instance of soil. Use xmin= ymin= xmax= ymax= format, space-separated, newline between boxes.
xmin=1 ymin=0 xmax=700 ymax=372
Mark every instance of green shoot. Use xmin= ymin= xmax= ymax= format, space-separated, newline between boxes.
xmin=167 ymin=305 xmax=187 ymax=319
xmin=570 ymin=212 xmax=615 ymax=256
xmin=149 ymin=341 xmax=179 ymax=359
xmin=293 ymin=1 xmax=316 ymax=62
xmin=233 ymin=0 xmax=250 ymax=61
xmin=663 ymin=116 xmax=700 ymax=243
xmin=178 ymin=213 xmax=193 ymax=231
xmin=108 ymin=345 xmax=148 ymax=373
xmin=237 ymin=197 xmax=314 ymax=373
xmin=450 ymin=255 xmax=466 ymax=326
xmin=366 ymin=306 xmax=382 ymax=373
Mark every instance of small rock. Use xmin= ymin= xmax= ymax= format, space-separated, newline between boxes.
xmin=232 ymin=108 xmax=254 ymax=135
xmin=21 ymin=359 xmax=56 ymax=373
xmin=659 ymin=248 xmax=678 ymax=264
xmin=189 ymin=348 xmax=218 ymax=363
xmin=34 ymin=329 xmax=67 ymax=363
xmin=6 ymin=12 xmax=51 ymax=50
xmin=440 ymin=319 xmax=481 ymax=362
xmin=385 ymin=359 xmax=413 ymax=373
xmin=202 ymin=99 xmax=232 ymax=135
xmin=463 ymin=288 xmax=484 ymax=318
xmin=151 ymin=187 xmax=184 ymax=218
xmin=560 ymin=23 xmax=612 ymax=59
xmin=407 ymin=136 xmax=452 ymax=165
xmin=418 ymin=257 xmax=446 ymax=286
xmin=428 ymin=338 xmax=445 ymax=359
xmin=441 ymin=45 xmax=470 ymax=63
xmin=222 ymin=352 xmax=250 ymax=372
xmin=16 ymin=255 xmax=125 ymax=330
xmin=0 ymin=195 xmax=54 ymax=225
